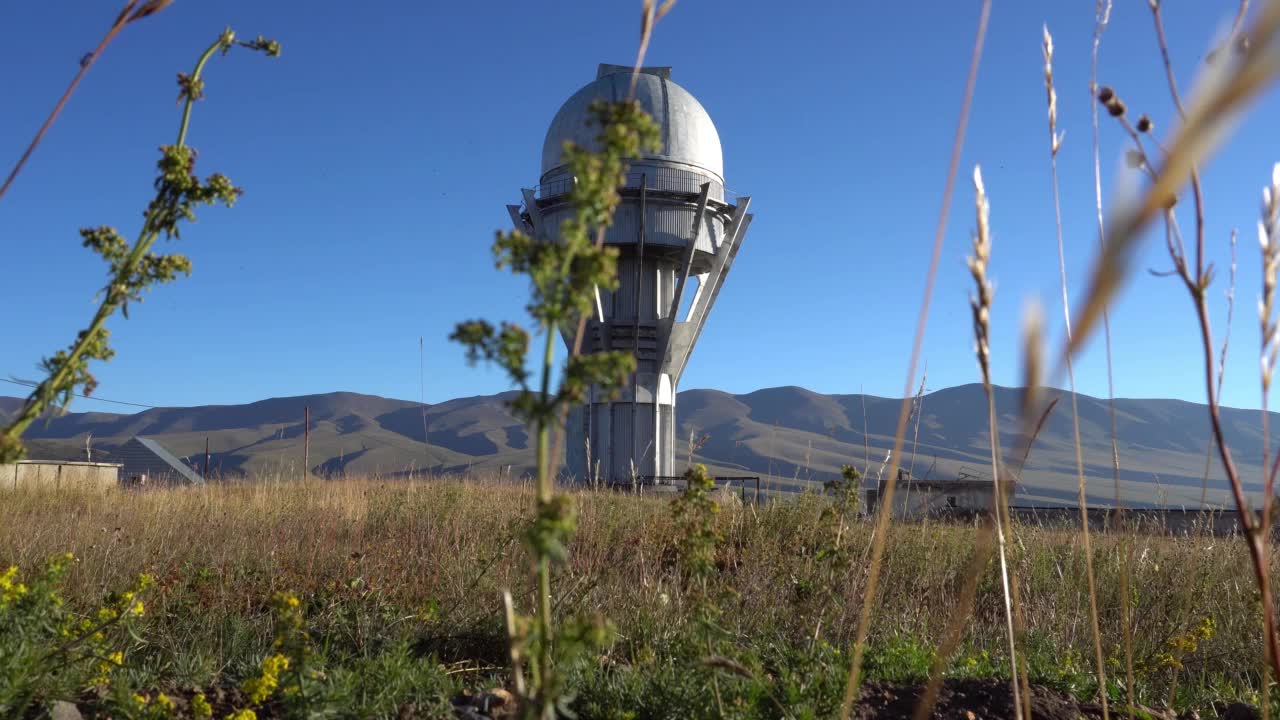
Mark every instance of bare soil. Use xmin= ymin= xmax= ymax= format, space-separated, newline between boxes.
xmin=847 ymin=678 xmax=1259 ymax=720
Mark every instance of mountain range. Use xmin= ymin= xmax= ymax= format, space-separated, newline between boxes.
xmin=4 ymin=384 xmax=1277 ymax=508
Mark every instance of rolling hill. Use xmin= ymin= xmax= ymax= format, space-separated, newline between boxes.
xmin=3 ymin=384 xmax=1276 ymax=508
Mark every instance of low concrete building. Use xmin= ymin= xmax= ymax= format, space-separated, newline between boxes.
xmin=866 ymin=466 xmax=1016 ymax=519
xmin=117 ymin=437 xmax=204 ymax=486
xmin=0 ymin=460 xmax=122 ymax=491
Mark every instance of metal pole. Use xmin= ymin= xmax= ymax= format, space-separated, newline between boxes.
xmin=304 ymin=405 xmax=310 ymax=480
xmin=631 ymin=175 xmax=646 ymax=481
xmin=420 ymin=336 xmax=432 ymax=473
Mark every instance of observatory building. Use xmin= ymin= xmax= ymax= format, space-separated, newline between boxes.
xmin=507 ymin=64 xmax=753 ymax=484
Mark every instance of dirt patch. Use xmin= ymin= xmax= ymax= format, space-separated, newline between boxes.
xmin=847 ymin=678 xmax=1258 ymax=720
xmin=851 ymin=679 xmax=1102 ymax=719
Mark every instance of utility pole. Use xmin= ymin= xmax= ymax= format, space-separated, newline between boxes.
xmin=204 ymin=437 xmax=210 ymax=479
xmin=304 ymin=404 xmax=310 ymax=480
xmin=420 ymin=336 xmax=432 ymax=473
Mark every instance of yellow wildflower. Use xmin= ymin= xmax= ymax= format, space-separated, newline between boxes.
xmin=265 ymin=653 xmax=289 ymax=674
xmin=191 ymin=693 xmax=213 ymax=720
xmin=225 ymin=709 xmax=257 ymax=720
xmin=47 ymin=553 xmax=74 ymax=573
xmin=131 ymin=600 xmax=145 ymax=617
xmin=155 ymin=693 xmax=175 ymax=714
xmin=0 ymin=566 xmax=28 ymax=605
xmin=241 ymin=653 xmax=290 ymax=704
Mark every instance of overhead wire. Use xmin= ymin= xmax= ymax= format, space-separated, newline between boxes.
xmin=0 ymin=377 xmax=159 ymax=409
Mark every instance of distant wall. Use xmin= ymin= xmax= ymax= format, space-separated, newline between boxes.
xmin=883 ymin=504 xmax=1260 ymax=538
xmin=1008 ymin=506 xmax=1252 ymax=537
xmin=0 ymin=461 xmax=121 ymax=491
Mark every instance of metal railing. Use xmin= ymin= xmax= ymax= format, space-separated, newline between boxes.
xmin=532 ymin=169 xmax=738 ymax=205
xmin=615 ymin=474 xmax=763 ymax=504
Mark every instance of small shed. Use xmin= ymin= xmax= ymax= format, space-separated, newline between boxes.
xmin=117 ymin=436 xmax=204 ymax=486
xmin=0 ymin=460 xmax=122 ymax=491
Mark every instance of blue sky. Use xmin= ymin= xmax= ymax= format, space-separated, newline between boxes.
xmin=2 ymin=1 xmax=1278 ymax=413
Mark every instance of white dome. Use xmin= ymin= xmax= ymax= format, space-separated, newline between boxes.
xmin=541 ymin=65 xmax=724 ymax=181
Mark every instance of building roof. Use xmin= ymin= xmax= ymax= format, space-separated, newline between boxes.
xmin=540 ymin=64 xmax=724 ymax=180
xmin=7 ymin=460 xmax=122 ymax=468
xmin=126 ymin=437 xmax=204 ymax=485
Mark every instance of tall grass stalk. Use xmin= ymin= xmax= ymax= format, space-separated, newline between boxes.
xmin=451 ymin=24 xmax=662 ymax=711
xmin=1154 ymin=0 xmax=1280 ymax=688
xmin=546 ymin=0 xmax=676 ymax=486
xmin=0 ymin=28 xmax=279 ymax=465
xmin=1201 ymin=230 xmax=1237 ymax=509
xmin=837 ymin=3 xmax=992 ymax=716
xmin=1259 ymin=161 xmax=1280 ymax=719
xmin=970 ymin=167 xmax=1022 ymax=719
xmin=860 ymin=385 xmax=870 ymax=476
xmin=1090 ymin=0 xmax=1280 ymax=687
xmin=1044 ymin=24 xmax=1110 ymax=719
xmin=913 ymin=166 xmax=1023 ymax=720
xmin=0 ymin=1 xmax=174 ymax=203
xmin=1088 ymin=3 xmax=1137 ymax=716
xmin=907 ymin=368 xmax=927 ymax=479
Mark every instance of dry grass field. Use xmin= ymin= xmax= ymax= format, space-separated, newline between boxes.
xmin=1 ymin=476 xmax=1273 ymax=718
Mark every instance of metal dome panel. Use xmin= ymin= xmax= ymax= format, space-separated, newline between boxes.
xmin=540 ymin=66 xmax=724 ymax=181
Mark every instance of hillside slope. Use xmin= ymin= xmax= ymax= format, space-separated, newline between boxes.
xmin=4 ymin=384 xmax=1274 ymax=507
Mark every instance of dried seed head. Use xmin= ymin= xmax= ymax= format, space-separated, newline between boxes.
xmin=968 ymin=165 xmax=994 ymax=384
xmin=1043 ymin=25 xmax=1060 ymax=154
xmin=1097 ymin=0 xmax=1112 ymax=27
xmin=1107 ymin=98 xmax=1127 ymax=117
xmin=1097 ymin=86 xmax=1115 ymax=104
xmin=1257 ymin=163 xmax=1280 ymax=389
xmin=1136 ymin=115 xmax=1153 ymax=133
xmin=128 ymin=0 xmax=174 ymax=23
